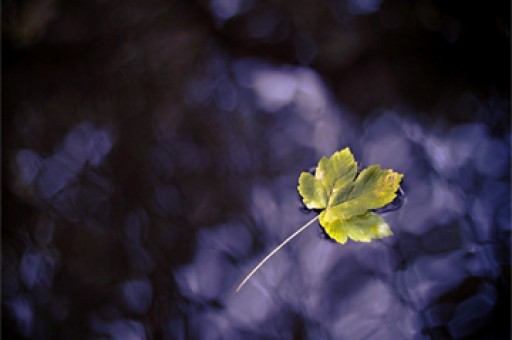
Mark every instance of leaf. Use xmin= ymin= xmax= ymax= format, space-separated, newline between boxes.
xmin=236 ymin=147 xmax=404 ymax=292
xmin=298 ymin=147 xmax=403 ymax=244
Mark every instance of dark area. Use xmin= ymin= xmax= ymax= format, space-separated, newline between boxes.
xmin=2 ymin=0 xmax=510 ymax=339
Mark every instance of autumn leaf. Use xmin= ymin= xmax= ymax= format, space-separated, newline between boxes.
xmin=236 ymin=147 xmax=404 ymax=292
xmin=298 ymin=147 xmax=403 ymax=244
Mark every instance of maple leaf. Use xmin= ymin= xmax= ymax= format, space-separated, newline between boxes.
xmin=299 ymin=147 xmax=403 ymax=244
xmin=236 ymin=147 xmax=403 ymax=292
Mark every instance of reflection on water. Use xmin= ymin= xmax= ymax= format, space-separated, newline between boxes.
xmin=3 ymin=0 xmax=510 ymax=339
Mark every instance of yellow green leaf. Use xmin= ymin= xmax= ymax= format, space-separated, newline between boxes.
xmin=236 ymin=147 xmax=404 ymax=292
xmin=298 ymin=148 xmax=403 ymax=244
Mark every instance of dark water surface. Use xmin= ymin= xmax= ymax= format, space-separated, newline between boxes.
xmin=3 ymin=1 xmax=510 ymax=339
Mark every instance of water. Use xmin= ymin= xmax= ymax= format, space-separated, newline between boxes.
xmin=3 ymin=1 xmax=510 ymax=339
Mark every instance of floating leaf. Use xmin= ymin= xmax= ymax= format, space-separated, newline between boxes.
xmin=299 ymin=147 xmax=403 ymax=244
xmin=236 ymin=147 xmax=404 ymax=292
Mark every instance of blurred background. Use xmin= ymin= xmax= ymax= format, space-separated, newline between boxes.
xmin=2 ymin=0 xmax=510 ymax=339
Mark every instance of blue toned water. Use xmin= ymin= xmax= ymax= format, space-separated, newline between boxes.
xmin=3 ymin=1 xmax=509 ymax=339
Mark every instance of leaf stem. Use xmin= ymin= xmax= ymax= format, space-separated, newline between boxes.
xmin=235 ymin=215 xmax=320 ymax=292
